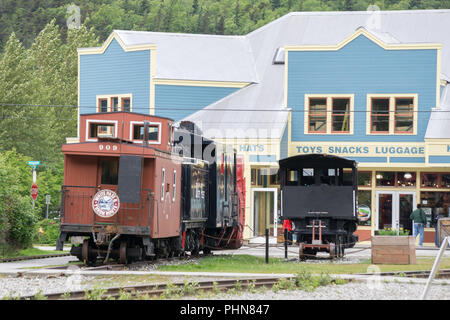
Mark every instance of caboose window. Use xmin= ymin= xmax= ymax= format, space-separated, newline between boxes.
xmin=173 ymin=170 xmax=176 ymax=202
xmin=98 ymin=98 xmax=108 ymax=112
xmin=89 ymin=123 xmax=115 ymax=138
xmin=132 ymin=124 xmax=160 ymax=141
xmin=161 ymin=168 xmax=165 ymax=201
xmin=101 ymin=159 xmax=119 ymax=185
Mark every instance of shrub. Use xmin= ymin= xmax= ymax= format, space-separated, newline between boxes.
xmin=33 ymin=219 xmax=60 ymax=245
xmin=0 ymin=150 xmax=38 ymax=250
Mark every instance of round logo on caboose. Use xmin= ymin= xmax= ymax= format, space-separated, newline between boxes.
xmin=92 ymin=189 xmax=120 ymax=218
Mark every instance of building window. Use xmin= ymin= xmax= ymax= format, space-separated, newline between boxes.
xmin=111 ymin=97 xmax=119 ymax=112
xmin=358 ymin=171 xmax=372 ymax=187
xmin=121 ymin=97 xmax=131 ymax=112
xmin=394 ymin=98 xmax=414 ymax=133
xmin=96 ymin=94 xmax=132 ymax=112
xmin=308 ymin=98 xmax=327 ymax=133
xmin=332 ymin=98 xmax=351 ymax=133
xmin=371 ymin=98 xmax=390 ymax=133
xmin=420 ymin=191 xmax=450 ymax=227
xmin=367 ymin=94 xmax=417 ymax=135
xmin=98 ymin=98 xmax=108 ymax=113
xmin=421 ymin=173 xmax=450 ymax=189
xmin=305 ymin=95 xmax=354 ymax=134
xmin=376 ymin=171 xmax=416 ymax=187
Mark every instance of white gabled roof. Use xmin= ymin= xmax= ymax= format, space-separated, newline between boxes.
xmin=426 ymin=84 xmax=450 ymax=139
xmin=114 ymin=30 xmax=258 ymax=84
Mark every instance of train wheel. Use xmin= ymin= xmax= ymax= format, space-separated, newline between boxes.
xmin=119 ymin=241 xmax=128 ymax=264
xmin=329 ymin=243 xmax=336 ymax=259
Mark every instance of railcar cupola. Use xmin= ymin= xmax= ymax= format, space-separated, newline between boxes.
xmin=76 ymin=111 xmax=174 ymax=153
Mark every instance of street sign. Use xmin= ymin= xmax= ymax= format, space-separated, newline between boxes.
xmin=27 ymin=161 xmax=40 ymax=166
xmin=45 ymin=194 xmax=51 ymax=205
xmin=30 ymin=183 xmax=38 ymax=201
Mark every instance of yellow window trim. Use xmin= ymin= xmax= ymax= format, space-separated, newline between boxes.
xmin=366 ymin=93 xmax=418 ymax=136
xmin=304 ymin=94 xmax=355 ymax=135
xmin=96 ymin=94 xmax=133 ymax=113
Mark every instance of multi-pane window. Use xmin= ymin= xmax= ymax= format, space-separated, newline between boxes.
xmin=308 ymin=98 xmax=327 ymax=133
xmin=332 ymin=98 xmax=351 ymax=133
xmin=368 ymin=95 xmax=417 ymax=135
xmin=306 ymin=95 xmax=353 ymax=134
xmin=111 ymin=97 xmax=119 ymax=112
xmin=394 ymin=98 xmax=414 ymax=133
xmin=97 ymin=95 xmax=132 ymax=112
xmin=122 ymin=97 xmax=131 ymax=112
xmin=99 ymin=98 xmax=108 ymax=112
xmin=371 ymin=98 xmax=390 ymax=133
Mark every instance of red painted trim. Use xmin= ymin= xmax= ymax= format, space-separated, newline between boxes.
xmin=97 ymin=98 xmax=108 ymax=113
xmin=182 ymin=230 xmax=186 ymax=249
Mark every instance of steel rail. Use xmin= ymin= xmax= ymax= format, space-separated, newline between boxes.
xmin=0 ymin=253 xmax=71 ymax=263
xmin=20 ymin=277 xmax=291 ymax=300
xmin=357 ymin=269 xmax=450 ymax=278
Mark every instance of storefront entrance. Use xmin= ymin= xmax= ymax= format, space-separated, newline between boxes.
xmin=251 ymin=188 xmax=278 ymax=239
xmin=376 ymin=191 xmax=416 ymax=234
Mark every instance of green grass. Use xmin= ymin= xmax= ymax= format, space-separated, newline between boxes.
xmin=0 ymin=247 xmax=65 ymax=259
xmin=157 ymin=254 xmax=450 ymax=275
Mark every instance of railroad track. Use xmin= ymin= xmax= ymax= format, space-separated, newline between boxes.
xmin=0 ymin=252 xmax=71 ymax=263
xmin=358 ymin=269 xmax=450 ymax=279
xmin=20 ymin=276 xmax=291 ymax=300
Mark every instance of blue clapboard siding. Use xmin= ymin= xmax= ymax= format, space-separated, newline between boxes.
xmin=155 ymin=85 xmax=238 ymax=121
xmin=79 ymin=39 xmax=151 ymax=115
xmin=280 ymin=123 xmax=289 ymax=160
xmin=288 ymin=34 xmax=438 ymax=143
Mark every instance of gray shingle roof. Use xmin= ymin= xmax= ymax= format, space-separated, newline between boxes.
xmin=111 ymin=10 xmax=450 ymax=139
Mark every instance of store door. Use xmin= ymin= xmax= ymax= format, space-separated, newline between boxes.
xmin=252 ymin=188 xmax=278 ymax=238
xmin=376 ymin=191 xmax=416 ymax=234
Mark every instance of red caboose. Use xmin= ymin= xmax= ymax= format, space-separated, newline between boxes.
xmin=57 ymin=112 xmax=245 ymax=264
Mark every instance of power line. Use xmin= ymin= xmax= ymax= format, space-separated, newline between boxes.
xmin=1 ymin=102 xmax=450 ymax=113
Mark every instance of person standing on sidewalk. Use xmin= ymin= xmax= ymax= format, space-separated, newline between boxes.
xmin=410 ymin=204 xmax=427 ymax=247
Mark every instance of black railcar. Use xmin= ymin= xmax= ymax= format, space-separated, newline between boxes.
xmin=279 ymin=154 xmax=359 ymax=259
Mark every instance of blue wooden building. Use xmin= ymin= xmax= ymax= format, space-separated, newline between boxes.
xmin=75 ymin=10 xmax=450 ymax=244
